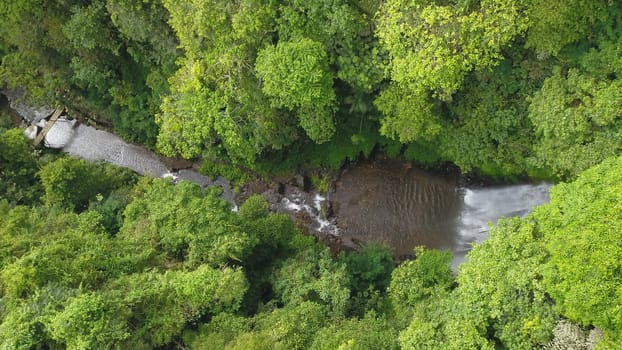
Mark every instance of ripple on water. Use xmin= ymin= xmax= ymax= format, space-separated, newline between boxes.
xmin=331 ymin=160 xmax=551 ymax=266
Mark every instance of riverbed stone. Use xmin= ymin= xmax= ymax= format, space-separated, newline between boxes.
xmin=3 ymin=91 xmax=54 ymax=123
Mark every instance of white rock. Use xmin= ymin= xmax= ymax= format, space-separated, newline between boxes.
xmin=44 ymin=119 xmax=75 ymax=148
xmin=24 ymin=125 xmax=38 ymax=140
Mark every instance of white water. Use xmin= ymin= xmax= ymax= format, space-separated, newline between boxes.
xmin=452 ymin=182 xmax=552 ymax=266
xmin=31 ymin=118 xmax=237 ymax=206
xmin=457 ymin=183 xmax=551 ymax=247
xmin=278 ymin=189 xmax=339 ymax=235
xmin=46 ymin=120 xmax=551 ymax=264
xmin=62 ymin=123 xmax=170 ymax=177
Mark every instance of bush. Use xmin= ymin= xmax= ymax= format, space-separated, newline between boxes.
xmin=0 ymin=129 xmax=42 ymax=205
xmin=38 ymin=157 xmax=136 ymax=211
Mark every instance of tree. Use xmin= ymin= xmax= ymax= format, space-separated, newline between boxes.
xmin=157 ymin=0 xmax=295 ymax=162
xmin=249 ymin=301 xmax=327 ymax=350
xmin=44 ymin=266 xmax=247 ymax=348
xmin=373 ymin=84 xmax=441 ymax=143
xmin=439 ymin=54 xmax=546 ymax=177
xmin=374 ymin=0 xmax=529 ymax=142
xmin=525 ymin=0 xmax=611 ymax=56
xmin=0 ymin=129 xmax=42 ymax=205
xmin=388 ymin=247 xmax=454 ymax=315
xmin=387 ymin=248 xmax=495 ymax=349
xmin=255 ymin=38 xmax=336 ymax=143
xmin=270 ymin=245 xmax=351 ymax=316
xmin=0 ymin=0 xmax=177 ymax=146
xmin=38 ymin=157 xmax=136 ymax=211
xmin=182 ymin=312 xmax=251 ymax=349
xmin=339 ymin=243 xmax=394 ymax=295
xmin=157 ymin=0 xmax=385 ymax=165
xmin=274 ymin=0 xmax=384 ymax=93
xmin=456 ymin=218 xmax=557 ymax=349
xmin=528 ymin=67 xmax=622 ymax=177
xmin=120 ymin=179 xmax=254 ymax=267
xmin=0 ymin=0 xmax=72 ymax=102
xmin=534 ymin=156 xmax=622 ymax=346
xmin=310 ymin=312 xmax=399 ymax=350
xmin=47 ymin=292 xmax=131 ymax=349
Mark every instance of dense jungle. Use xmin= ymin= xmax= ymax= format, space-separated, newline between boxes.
xmin=1 ymin=0 xmax=621 ymax=348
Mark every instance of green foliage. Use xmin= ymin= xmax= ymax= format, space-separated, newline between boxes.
xmin=0 ymin=0 xmax=175 ymax=146
xmin=47 ymin=292 xmax=131 ymax=349
xmin=38 ymin=157 xmax=136 ymax=211
xmin=387 ymin=247 xmax=495 ymax=349
xmin=403 ymin=141 xmax=442 ymax=166
xmin=0 ymin=107 xmax=13 ymax=130
xmin=310 ymin=312 xmax=399 ymax=350
xmin=376 ymin=0 xmax=528 ymax=99
xmin=189 ymin=302 xmax=329 ymax=350
xmin=374 ymin=84 xmax=442 ymax=143
xmin=0 ymin=180 xmax=250 ymax=348
xmin=156 ymin=0 xmax=386 ymax=167
xmin=255 ymin=38 xmax=336 ymax=143
xmin=237 ymin=195 xmax=303 ymax=312
xmin=119 ymin=266 xmax=247 ymax=347
xmin=534 ymin=156 xmax=622 ymax=345
xmin=1 ymin=211 xmax=149 ymax=301
xmin=120 ymin=179 xmax=253 ymax=267
xmin=43 ymin=266 xmax=247 ymax=349
xmin=254 ymin=114 xmax=389 ymax=174
xmin=398 ymin=297 xmax=495 ymax=350
xmin=275 ymin=0 xmax=383 ymax=93
xmin=251 ymin=301 xmax=327 ymax=349
xmin=374 ymin=0 xmax=529 ymax=146
xmin=238 ymin=195 xmax=299 ymax=258
xmin=440 ymin=57 xmax=545 ymax=177
xmin=182 ymin=312 xmax=251 ymax=349
xmin=310 ymin=174 xmax=330 ymax=192
xmin=271 ymin=245 xmax=351 ymax=316
xmin=388 ymin=247 xmax=454 ymax=312
xmin=3 ymin=1 xmax=622 ymax=348
xmin=199 ymin=156 xmax=250 ymax=185
xmin=157 ymin=0 xmax=288 ymax=162
xmin=340 ymin=243 xmax=394 ymax=295
xmin=525 ymin=0 xmax=611 ymax=56
xmin=88 ymin=188 xmax=132 ymax=234
xmin=528 ymin=67 xmax=622 ymax=177
xmin=457 ymin=217 xmax=557 ymax=348
xmin=0 ymin=129 xmax=42 ymax=205
xmin=0 ymin=0 xmax=70 ymax=102
xmin=0 ymin=283 xmax=75 ymax=349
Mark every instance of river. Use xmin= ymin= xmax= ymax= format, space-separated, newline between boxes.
xmin=7 ymin=94 xmax=552 ymax=267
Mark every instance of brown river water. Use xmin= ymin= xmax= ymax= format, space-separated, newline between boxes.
xmin=330 ymin=159 xmax=551 ymax=266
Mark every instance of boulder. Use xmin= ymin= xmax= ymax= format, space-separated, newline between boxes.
xmin=44 ymin=119 xmax=75 ymax=148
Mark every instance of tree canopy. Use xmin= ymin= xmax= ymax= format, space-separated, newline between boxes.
xmin=3 ymin=0 xmax=622 ymax=179
xmin=1 ymin=1 xmax=622 ymax=348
